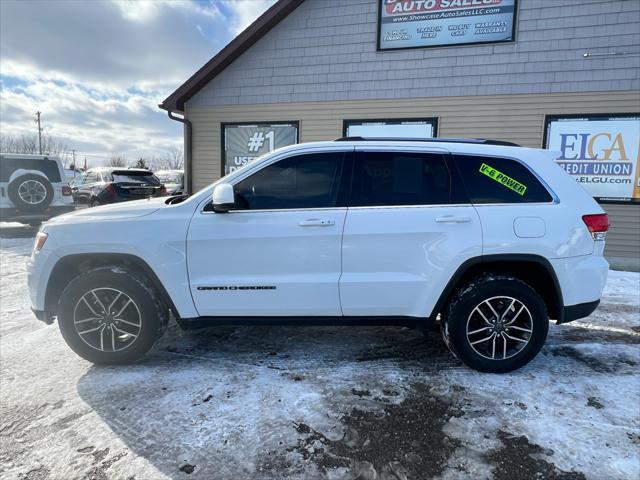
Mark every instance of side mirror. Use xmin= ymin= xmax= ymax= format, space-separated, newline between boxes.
xmin=212 ymin=183 xmax=235 ymax=213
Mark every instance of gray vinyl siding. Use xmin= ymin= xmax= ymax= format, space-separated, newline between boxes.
xmin=187 ymin=0 xmax=640 ymax=108
xmin=602 ymin=203 xmax=640 ymax=271
xmin=186 ymin=90 xmax=640 ymax=190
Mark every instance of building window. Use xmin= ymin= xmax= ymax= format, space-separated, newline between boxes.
xmin=221 ymin=122 xmax=299 ymax=176
xmin=343 ymin=118 xmax=437 ymax=139
xmin=543 ymin=114 xmax=640 ymax=203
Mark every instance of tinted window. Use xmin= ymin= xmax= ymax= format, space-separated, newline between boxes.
xmin=234 ymin=152 xmax=345 ymax=210
xmin=453 ymin=155 xmax=553 ymax=204
xmin=0 ymin=157 xmax=62 ymax=183
xmin=350 ymin=151 xmax=451 ymax=206
xmin=111 ymin=172 xmax=159 ymax=184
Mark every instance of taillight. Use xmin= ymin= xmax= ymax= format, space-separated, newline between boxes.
xmin=62 ymin=185 xmax=72 ymax=196
xmin=582 ymin=214 xmax=609 ymax=241
xmin=159 ymin=185 xmax=168 ymax=196
xmin=106 ymin=184 xmax=117 ymax=197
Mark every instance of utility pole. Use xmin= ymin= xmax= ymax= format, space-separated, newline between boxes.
xmin=35 ymin=111 xmax=43 ymax=154
xmin=72 ymin=149 xmax=76 ymax=169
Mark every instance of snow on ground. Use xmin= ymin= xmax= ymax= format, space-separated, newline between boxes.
xmin=1 ymin=227 xmax=639 ymax=480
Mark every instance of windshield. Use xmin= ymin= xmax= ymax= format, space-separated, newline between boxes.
xmin=111 ymin=172 xmax=159 ymax=184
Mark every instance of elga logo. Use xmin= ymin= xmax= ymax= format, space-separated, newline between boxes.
xmin=557 ymin=132 xmax=633 ymax=176
xmin=385 ymin=0 xmax=502 ymax=15
xmin=197 ymin=285 xmax=277 ymax=291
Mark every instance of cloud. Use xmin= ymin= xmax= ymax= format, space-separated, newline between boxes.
xmin=0 ymin=0 xmax=276 ymax=164
xmin=224 ymin=0 xmax=278 ymax=34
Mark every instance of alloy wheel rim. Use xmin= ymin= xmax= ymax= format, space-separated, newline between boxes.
xmin=465 ymin=296 xmax=533 ymax=361
xmin=18 ymin=180 xmax=47 ymax=204
xmin=73 ymin=288 xmax=141 ymax=352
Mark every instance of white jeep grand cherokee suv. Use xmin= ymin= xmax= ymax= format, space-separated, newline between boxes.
xmin=28 ymin=138 xmax=609 ymax=372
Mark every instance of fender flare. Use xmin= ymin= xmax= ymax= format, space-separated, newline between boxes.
xmin=431 ymin=254 xmax=565 ymax=323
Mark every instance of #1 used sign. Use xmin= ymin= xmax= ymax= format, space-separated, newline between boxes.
xmin=545 ymin=116 xmax=640 ymax=201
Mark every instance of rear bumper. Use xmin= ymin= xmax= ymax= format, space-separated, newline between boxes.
xmin=559 ymin=300 xmax=600 ymax=324
xmin=550 ymin=255 xmax=608 ymax=308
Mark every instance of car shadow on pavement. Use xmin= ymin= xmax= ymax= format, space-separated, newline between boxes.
xmin=74 ymin=321 xmax=640 ymax=479
xmin=75 ymin=324 xmax=462 ymax=479
xmin=0 ymin=223 xmax=39 ymax=238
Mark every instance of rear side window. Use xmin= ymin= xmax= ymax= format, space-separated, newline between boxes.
xmin=350 ymin=151 xmax=451 ymax=206
xmin=453 ymin=155 xmax=553 ymax=204
xmin=0 ymin=158 xmax=62 ymax=183
xmin=111 ymin=172 xmax=159 ymax=184
xmin=234 ymin=152 xmax=345 ymax=210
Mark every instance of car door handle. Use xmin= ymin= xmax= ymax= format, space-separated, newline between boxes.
xmin=435 ymin=216 xmax=471 ymax=223
xmin=299 ymin=219 xmax=335 ymax=227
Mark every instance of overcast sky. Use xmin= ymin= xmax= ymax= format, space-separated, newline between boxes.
xmin=0 ymin=0 xmax=276 ymax=166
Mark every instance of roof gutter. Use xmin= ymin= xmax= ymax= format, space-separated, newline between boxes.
xmin=167 ymin=111 xmax=193 ymax=195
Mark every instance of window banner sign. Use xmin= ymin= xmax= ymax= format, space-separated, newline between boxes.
xmin=544 ymin=115 xmax=640 ymax=202
xmin=344 ymin=118 xmax=437 ymax=138
xmin=222 ymin=122 xmax=298 ymax=175
xmin=377 ymin=0 xmax=517 ymax=51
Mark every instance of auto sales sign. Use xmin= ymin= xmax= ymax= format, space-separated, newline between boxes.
xmin=545 ymin=115 xmax=640 ymax=202
xmin=378 ymin=0 xmax=517 ymax=50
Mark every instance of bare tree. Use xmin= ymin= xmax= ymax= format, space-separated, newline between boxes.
xmin=1 ymin=133 xmax=70 ymax=162
xmin=161 ymin=145 xmax=184 ymax=170
xmin=108 ymin=154 xmax=127 ymax=167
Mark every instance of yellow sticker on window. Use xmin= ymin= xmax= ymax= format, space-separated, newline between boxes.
xmin=479 ymin=163 xmax=527 ymax=196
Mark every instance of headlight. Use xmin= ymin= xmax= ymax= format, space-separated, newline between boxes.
xmin=34 ymin=232 xmax=48 ymax=251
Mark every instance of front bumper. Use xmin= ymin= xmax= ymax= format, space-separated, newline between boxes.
xmin=31 ymin=308 xmax=54 ymax=324
xmin=27 ymin=245 xmax=60 ymax=316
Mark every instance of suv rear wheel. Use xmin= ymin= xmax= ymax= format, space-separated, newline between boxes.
xmin=57 ymin=267 xmax=168 ymax=364
xmin=441 ymin=275 xmax=548 ymax=373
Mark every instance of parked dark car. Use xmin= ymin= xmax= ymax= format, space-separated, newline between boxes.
xmin=70 ymin=168 xmax=166 ymax=207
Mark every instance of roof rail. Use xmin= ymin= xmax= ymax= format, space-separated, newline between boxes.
xmin=334 ymin=137 xmax=521 ymax=147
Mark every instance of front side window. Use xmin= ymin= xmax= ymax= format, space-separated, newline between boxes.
xmin=453 ymin=155 xmax=553 ymax=204
xmin=350 ymin=151 xmax=451 ymax=206
xmin=233 ymin=152 xmax=346 ymax=210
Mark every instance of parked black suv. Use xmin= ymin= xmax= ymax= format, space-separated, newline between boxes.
xmin=70 ymin=168 xmax=166 ymax=207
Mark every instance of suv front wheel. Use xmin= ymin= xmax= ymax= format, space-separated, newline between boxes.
xmin=441 ymin=275 xmax=549 ymax=373
xmin=57 ymin=267 xmax=168 ymax=364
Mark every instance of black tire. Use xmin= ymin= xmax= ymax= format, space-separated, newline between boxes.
xmin=90 ymin=199 xmax=101 ymax=207
xmin=57 ymin=267 xmax=168 ymax=365
xmin=8 ymin=174 xmax=54 ymax=213
xmin=441 ymin=275 xmax=548 ymax=373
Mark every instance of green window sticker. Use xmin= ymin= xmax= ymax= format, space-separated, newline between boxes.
xmin=479 ymin=163 xmax=527 ymax=196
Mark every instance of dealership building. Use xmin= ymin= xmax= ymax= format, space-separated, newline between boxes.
xmin=160 ymin=0 xmax=640 ymax=270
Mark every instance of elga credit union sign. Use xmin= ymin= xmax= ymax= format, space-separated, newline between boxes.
xmin=545 ymin=115 xmax=640 ymax=202
xmin=377 ymin=0 xmax=517 ymax=50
